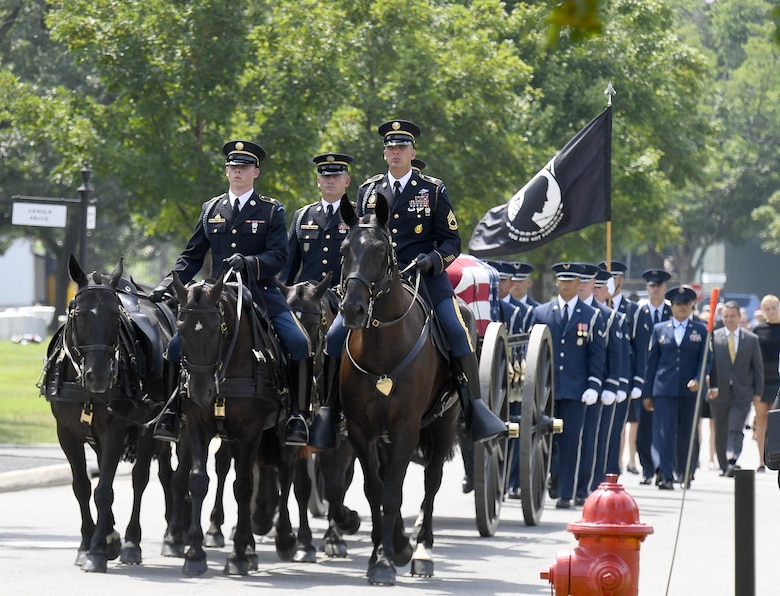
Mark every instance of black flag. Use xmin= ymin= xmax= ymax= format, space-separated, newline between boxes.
xmin=469 ymin=106 xmax=611 ymax=256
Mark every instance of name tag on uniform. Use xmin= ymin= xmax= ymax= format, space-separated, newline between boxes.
xmin=208 ymin=214 xmax=226 ymax=224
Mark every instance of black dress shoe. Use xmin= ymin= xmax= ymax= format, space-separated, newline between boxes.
xmin=573 ymin=496 xmax=586 ymax=507
xmin=462 ymin=476 xmax=473 ymax=494
xmin=547 ymin=477 xmax=559 ymax=500
xmin=285 ymin=415 xmax=309 ymax=446
xmin=555 ymin=498 xmax=571 ymax=509
xmin=725 ymin=464 xmax=740 ymax=478
xmin=627 ymin=465 xmax=640 ymax=475
xmin=153 ymin=411 xmax=181 ymax=442
xmin=639 ymin=477 xmax=653 ymax=485
xmin=658 ymin=479 xmax=675 ymax=490
xmin=508 ymin=487 xmax=521 ymax=499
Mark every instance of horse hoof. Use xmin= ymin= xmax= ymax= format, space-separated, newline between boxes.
xmin=275 ymin=532 xmax=297 ymax=562
xmin=106 ymin=530 xmax=122 ymax=560
xmin=204 ymin=531 xmax=225 ymax=548
xmin=338 ymin=510 xmax=361 ymax=535
xmin=367 ymin=559 xmax=396 ymax=586
xmin=293 ymin=544 xmax=317 ymax=563
xmin=224 ymin=554 xmax=250 ymax=576
xmin=392 ymin=541 xmax=413 ymax=567
xmin=120 ymin=542 xmax=142 ymax=565
xmin=161 ymin=542 xmax=186 ymax=558
xmin=183 ymin=557 xmax=208 ymax=577
xmin=82 ymin=553 xmax=107 ymax=573
xmin=411 ymin=558 xmax=434 ymax=577
xmin=323 ymin=540 xmax=347 ymax=558
xmin=74 ymin=549 xmax=87 ymax=567
xmin=247 ymin=551 xmax=259 ymax=572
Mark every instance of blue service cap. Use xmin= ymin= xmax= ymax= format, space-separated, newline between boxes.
xmin=642 ymin=268 xmax=672 ymax=285
xmin=313 ymin=152 xmax=353 ymax=176
xmin=665 ymin=285 xmax=697 ymax=303
xmin=598 ymin=260 xmax=628 ymax=275
xmin=552 ymin=262 xmax=584 ymax=280
xmin=378 ymin=119 xmax=421 ymax=146
xmin=594 ymin=268 xmax=613 ymax=286
xmin=223 ymin=140 xmax=265 ymax=166
xmin=577 ymin=263 xmax=601 ymax=281
xmin=486 ymin=260 xmax=512 ymax=280
xmin=508 ymin=262 xmax=534 ymax=281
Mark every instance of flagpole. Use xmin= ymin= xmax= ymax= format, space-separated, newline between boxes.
xmin=604 ymin=82 xmax=616 ymax=305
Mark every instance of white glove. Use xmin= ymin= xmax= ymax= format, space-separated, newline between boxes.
xmin=581 ymin=389 xmax=599 ymax=405
xmin=616 ymin=390 xmax=628 ymax=403
xmin=630 ymin=387 xmax=643 ymax=400
xmin=601 ymin=390 xmax=617 ymax=405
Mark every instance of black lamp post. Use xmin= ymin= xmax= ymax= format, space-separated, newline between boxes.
xmin=76 ymin=162 xmax=92 ymax=268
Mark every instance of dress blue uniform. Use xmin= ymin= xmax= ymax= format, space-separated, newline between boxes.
xmin=633 ymin=268 xmax=673 ymax=483
xmin=599 ymin=261 xmax=641 ymax=477
xmin=530 ymin=263 xmax=605 ymax=506
xmin=575 ymin=265 xmax=622 ymax=501
xmin=644 ymin=286 xmax=710 ymax=488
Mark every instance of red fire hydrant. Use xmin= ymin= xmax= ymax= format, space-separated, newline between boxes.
xmin=540 ymin=474 xmax=653 ymax=595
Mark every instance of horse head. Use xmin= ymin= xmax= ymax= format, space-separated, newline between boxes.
xmin=171 ymin=273 xmax=228 ymax=407
xmin=338 ymin=191 xmax=397 ymax=329
xmin=65 ymin=254 xmax=123 ymax=393
xmin=279 ymin=273 xmax=334 ymax=344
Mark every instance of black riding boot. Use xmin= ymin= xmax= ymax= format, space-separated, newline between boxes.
xmin=153 ymin=393 xmax=181 ymax=442
xmin=455 ymin=353 xmax=507 ymax=443
xmin=310 ymin=355 xmax=340 ymax=449
xmin=285 ymin=358 xmax=313 ymax=446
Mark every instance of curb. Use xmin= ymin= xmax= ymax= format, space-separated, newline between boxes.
xmin=0 ymin=463 xmax=75 ymax=493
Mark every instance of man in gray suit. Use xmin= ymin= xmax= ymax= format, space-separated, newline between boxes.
xmin=708 ymin=301 xmax=764 ymax=476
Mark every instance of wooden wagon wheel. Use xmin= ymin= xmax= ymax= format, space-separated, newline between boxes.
xmin=307 ymin=453 xmax=328 ymax=518
xmin=473 ymin=322 xmax=511 ymax=537
xmin=519 ymin=324 xmax=557 ymax=526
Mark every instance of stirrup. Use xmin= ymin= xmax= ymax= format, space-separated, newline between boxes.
xmin=285 ymin=414 xmax=309 ymax=446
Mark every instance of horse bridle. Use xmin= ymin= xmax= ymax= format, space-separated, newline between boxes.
xmin=341 ymin=223 xmax=420 ymax=329
xmin=177 ymin=274 xmax=243 ymax=396
xmin=63 ymin=284 xmax=122 ymax=387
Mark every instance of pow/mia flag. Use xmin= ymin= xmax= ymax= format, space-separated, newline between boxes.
xmin=469 ymin=106 xmax=611 ymax=256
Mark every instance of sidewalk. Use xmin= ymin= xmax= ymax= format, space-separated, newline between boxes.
xmin=0 ymin=443 xmax=98 ymax=492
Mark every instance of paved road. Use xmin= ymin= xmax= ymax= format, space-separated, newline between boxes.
xmin=0 ymin=428 xmax=778 ymax=595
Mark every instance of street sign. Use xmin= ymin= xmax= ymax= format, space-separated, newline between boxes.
xmin=12 ymin=202 xmax=67 ymax=228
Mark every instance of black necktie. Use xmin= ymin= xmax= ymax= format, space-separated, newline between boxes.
xmin=232 ymin=198 xmax=240 ymax=221
xmin=653 ymin=309 xmax=660 ymax=325
xmin=393 ymin=180 xmax=402 ymax=203
xmin=562 ymin=303 xmax=569 ymax=327
xmin=326 ymin=203 xmax=334 ymax=220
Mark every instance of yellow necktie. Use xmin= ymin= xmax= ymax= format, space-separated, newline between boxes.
xmin=728 ymin=332 xmax=736 ymax=363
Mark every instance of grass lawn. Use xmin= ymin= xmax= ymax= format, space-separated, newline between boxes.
xmin=0 ymin=338 xmax=58 ymax=444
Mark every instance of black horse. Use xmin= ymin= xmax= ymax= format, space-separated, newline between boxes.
xmin=166 ymin=272 xmax=294 ymax=576
xmin=337 ymin=196 xmax=460 ymax=585
xmin=278 ymin=275 xmax=361 ymax=561
xmin=39 ymin=255 xmax=178 ymax=572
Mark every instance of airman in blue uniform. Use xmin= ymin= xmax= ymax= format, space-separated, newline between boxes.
xmin=634 ymin=268 xmax=673 ymax=484
xmin=314 ymin=119 xmax=506 ymax=449
xmin=530 ymin=262 xmax=605 ymax=508
xmin=574 ymin=263 xmax=622 ymax=504
xmin=150 ymin=140 xmax=312 ymax=445
xmin=507 ymin=262 xmax=539 ymax=308
xmin=643 ymin=285 xmax=710 ymax=489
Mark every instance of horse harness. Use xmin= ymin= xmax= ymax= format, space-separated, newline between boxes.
xmin=39 ymin=282 xmax=170 ymax=444
xmin=341 ymin=223 xmax=456 ymax=442
xmin=177 ymin=278 xmax=284 ymax=438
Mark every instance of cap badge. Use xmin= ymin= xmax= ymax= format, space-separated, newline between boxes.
xmin=392 ymin=121 xmax=401 ymax=130
xmin=326 ymin=155 xmax=334 ymax=162
xmin=235 ymin=142 xmax=244 ymax=150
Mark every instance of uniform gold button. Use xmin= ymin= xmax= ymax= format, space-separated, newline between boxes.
xmin=325 ymin=234 xmax=331 ymax=240
xmin=323 ymin=247 xmax=329 ymax=252
xmin=393 ymin=214 xmax=399 ymax=219
xmin=392 ymin=242 xmax=397 ymax=248
xmin=321 ymin=259 xmax=328 ymax=265
xmin=231 ymin=243 xmax=236 ymax=248
xmin=392 ymin=229 xmax=398 ymax=234
xmin=231 ymin=229 xmax=237 ymax=234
